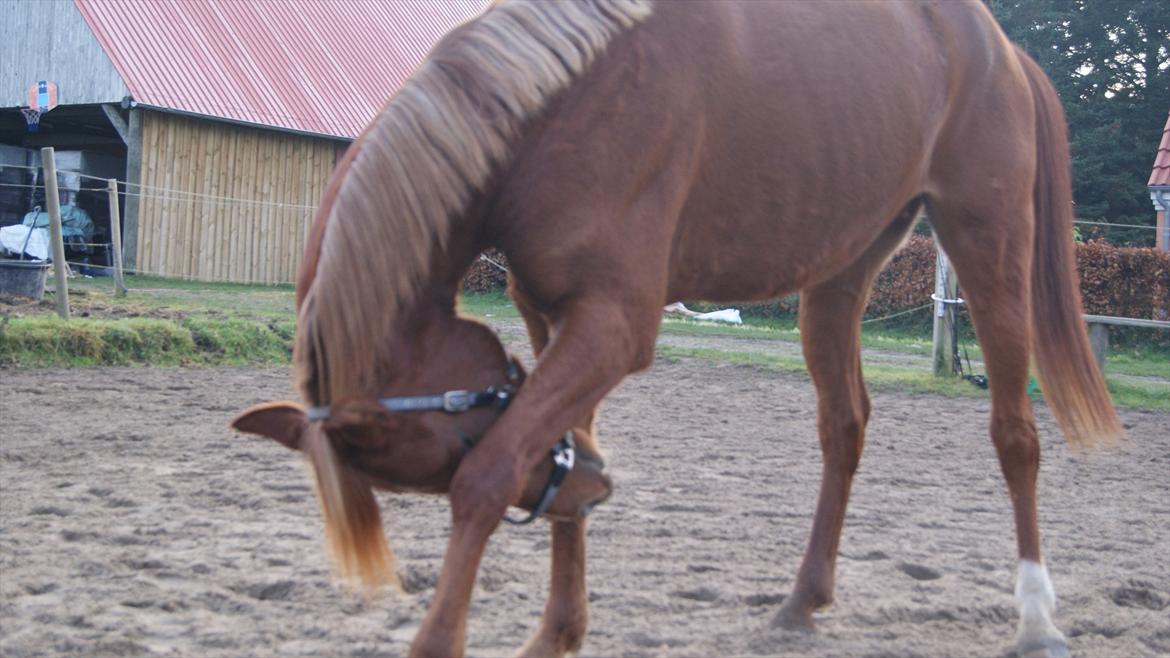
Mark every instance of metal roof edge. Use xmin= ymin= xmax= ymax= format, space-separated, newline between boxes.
xmin=130 ymin=102 xmax=354 ymax=143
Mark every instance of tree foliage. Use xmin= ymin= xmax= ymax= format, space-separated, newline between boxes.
xmin=988 ymin=0 xmax=1170 ymax=245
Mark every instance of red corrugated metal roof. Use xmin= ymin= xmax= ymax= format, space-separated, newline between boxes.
xmin=73 ymin=0 xmax=490 ymax=139
xmin=1151 ymin=109 xmax=1170 ymax=187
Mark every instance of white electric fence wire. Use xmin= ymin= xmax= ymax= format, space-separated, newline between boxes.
xmin=1 ymin=166 xmax=1163 ymax=230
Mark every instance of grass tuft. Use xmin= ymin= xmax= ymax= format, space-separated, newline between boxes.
xmin=1 ymin=317 xmax=196 ymax=367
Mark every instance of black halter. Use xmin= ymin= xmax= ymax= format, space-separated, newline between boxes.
xmin=304 ymin=361 xmax=575 ymax=525
xmin=305 ymin=386 xmax=513 ymax=420
xmin=305 ymin=359 xmax=523 ymax=420
xmin=503 ymin=431 xmax=575 ymax=525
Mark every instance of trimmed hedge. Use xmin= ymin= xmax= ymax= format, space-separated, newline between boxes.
xmin=1076 ymin=241 xmax=1170 ymax=320
xmin=869 ymin=236 xmax=937 ymax=318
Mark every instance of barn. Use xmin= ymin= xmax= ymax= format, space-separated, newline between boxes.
xmin=0 ymin=0 xmax=488 ymax=283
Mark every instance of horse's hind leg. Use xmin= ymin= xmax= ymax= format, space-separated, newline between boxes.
xmin=775 ymin=208 xmax=919 ymax=629
xmin=928 ymin=193 xmax=1067 ymax=658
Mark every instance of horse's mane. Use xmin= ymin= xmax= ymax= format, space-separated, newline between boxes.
xmin=297 ymin=0 xmax=654 ymax=403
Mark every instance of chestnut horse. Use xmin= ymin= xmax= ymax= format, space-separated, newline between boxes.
xmin=233 ymin=1 xmax=1121 ymax=656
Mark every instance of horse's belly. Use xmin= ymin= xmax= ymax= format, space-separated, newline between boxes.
xmin=664 ymin=170 xmax=921 ymax=304
xmin=665 ymin=221 xmax=867 ymax=304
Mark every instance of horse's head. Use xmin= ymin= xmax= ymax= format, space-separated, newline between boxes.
xmin=232 ymin=315 xmax=611 ymax=518
xmin=233 ymin=316 xmax=522 ymax=493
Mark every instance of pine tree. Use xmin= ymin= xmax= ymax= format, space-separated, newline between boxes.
xmin=988 ymin=0 xmax=1170 ymax=245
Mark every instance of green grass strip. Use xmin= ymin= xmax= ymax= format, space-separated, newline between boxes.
xmin=655 ymin=345 xmax=978 ymax=398
xmin=0 ymin=316 xmax=195 ymax=367
xmin=0 ymin=316 xmax=292 ymax=367
xmin=67 ymin=275 xmax=297 ymax=323
xmin=656 ymin=344 xmax=1167 ymax=411
xmin=457 ymin=290 xmax=521 ymax=320
xmin=3 ymin=286 xmax=1164 ymax=412
xmin=1105 ymin=378 xmax=1170 ymax=412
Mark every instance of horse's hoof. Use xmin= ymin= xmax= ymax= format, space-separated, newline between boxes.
xmin=1017 ymin=637 xmax=1070 ymax=658
xmin=772 ymin=599 xmax=816 ymax=632
xmin=514 ymin=639 xmax=560 ymax=658
xmin=514 ymin=623 xmax=582 ymax=658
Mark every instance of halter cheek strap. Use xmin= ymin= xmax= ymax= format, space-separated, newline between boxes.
xmin=306 ymin=387 xmax=511 ymax=421
xmin=306 ymin=360 xmax=522 ymax=421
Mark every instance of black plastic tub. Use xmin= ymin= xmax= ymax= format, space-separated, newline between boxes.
xmin=0 ymin=259 xmax=50 ymax=300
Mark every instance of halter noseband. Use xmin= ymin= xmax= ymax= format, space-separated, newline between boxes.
xmin=503 ymin=431 xmax=574 ymax=526
xmin=303 ymin=361 xmax=576 ymax=525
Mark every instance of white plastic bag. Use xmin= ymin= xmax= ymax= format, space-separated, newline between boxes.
xmin=0 ymin=224 xmax=50 ymax=260
xmin=693 ymin=308 xmax=742 ymax=324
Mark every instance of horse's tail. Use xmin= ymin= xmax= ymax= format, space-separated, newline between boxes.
xmin=1017 ymin=47 xmax=1123 ymax=447
xmin=303 ymin=421 xmax=400 ymax=591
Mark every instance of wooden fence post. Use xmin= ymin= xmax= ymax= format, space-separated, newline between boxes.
xmin=1082 ymin=313 xmax=1170 ymax=369
xmin=41 ymin=147 xmax=70 ymax=319
xmin=1087 ymin=322 xmax=1108 ymax=370
xmin=121 ymin=106 xmax=143 ymax=270
xmin=932 ymin=246 xmax=958 ymax=377
xmin=107 ymin=178 xmax=128 ymax=296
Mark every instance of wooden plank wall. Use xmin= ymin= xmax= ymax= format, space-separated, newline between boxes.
xmin=135 ymin=111 xmax=346 ymax=283
xmin=0 ymin=0 xmax=129 ymax=107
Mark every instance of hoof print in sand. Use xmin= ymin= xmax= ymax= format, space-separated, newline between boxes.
xmin=239 ymin=580 xmax=296 ymax=601
xmin=30 ymin=506 xmax=70 ymax=517
xmin=744 ymin=592 xmax=786 ymax=607
xmin=627 ymin=630 xmax=687 ymax=649
xmin=399 ymin=566 xmax=437 ymax=594
xmin=1110 ymin=582 xmax=1167 ymax=610
xmin=22 ymin=582 xmax=59 ymax=596
xmin=898 ymin=562 xmax=942 ymax=581
xmin=671 ymin=586 xmax=721 ymax=602
xmin=842 ymin=550 xmax=889 ymax=561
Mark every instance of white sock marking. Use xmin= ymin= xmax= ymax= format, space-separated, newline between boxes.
xmin=1014 ymin=560 xmax=1066 ymax=653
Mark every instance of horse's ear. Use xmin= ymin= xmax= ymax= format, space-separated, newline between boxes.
xmin=231 ymin=401 xmax=308 ymax=451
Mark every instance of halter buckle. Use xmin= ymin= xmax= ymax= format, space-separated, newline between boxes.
xmin=442 ymin=390 xmax=473 ymax=413
xmin=552 ymin=434 xmax=575 ymax=469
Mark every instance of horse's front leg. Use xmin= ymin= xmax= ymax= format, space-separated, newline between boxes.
xmin=516 ymin=517 xmax=589 ymax=658
xmin=409 ymin=298 xmax=656 ymax=658
xmin=513 ymin=295 xmax=603 ymax=657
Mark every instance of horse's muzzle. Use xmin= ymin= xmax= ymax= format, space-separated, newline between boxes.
xmin=517 ymin=448 xmax=612 ymax=521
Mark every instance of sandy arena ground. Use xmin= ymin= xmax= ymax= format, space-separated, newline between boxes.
xmin=1 ymin=344 xmax=1168 ymax=657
